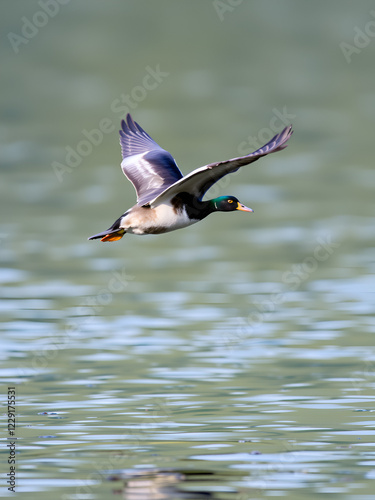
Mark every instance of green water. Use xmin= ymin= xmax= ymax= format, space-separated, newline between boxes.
xmin=1 ymin=1 xmax=375 ymax=498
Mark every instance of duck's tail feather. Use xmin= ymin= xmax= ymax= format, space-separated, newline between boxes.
xmin=88 ymin=228 xmax=125 ymax=242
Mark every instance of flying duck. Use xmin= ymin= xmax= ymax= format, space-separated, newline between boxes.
xmin=88 ymin=114 xmax=293 ymax=242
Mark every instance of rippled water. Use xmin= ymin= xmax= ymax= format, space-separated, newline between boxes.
xmin=1 ymin=1 xmax=375 ymax=498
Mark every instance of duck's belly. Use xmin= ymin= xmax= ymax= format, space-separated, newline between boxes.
xmin=122 ymin=204 xmax=198 ymax=235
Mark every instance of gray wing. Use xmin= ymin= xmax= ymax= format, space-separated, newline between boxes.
xmin=119 ymin=114 xmax=183 ymax=206
xmin=148 ymin=125 xmax=293 ymax=206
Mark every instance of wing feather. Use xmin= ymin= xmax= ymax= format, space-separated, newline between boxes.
xmin=119 ymin=114 xmax=183 ymax=206
xmin=148 ymin=125 xmax=293 ymax=206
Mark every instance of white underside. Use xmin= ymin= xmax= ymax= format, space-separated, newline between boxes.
xmin=121 ymin=203 xmax=198 ymax=235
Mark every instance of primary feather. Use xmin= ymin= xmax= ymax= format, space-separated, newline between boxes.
xmin=119 ymin=114 xmax=183 ymax=206
xmin=147 ymin=125 xmax=293 ymax=206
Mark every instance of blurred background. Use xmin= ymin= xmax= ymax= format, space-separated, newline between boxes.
xmin=1 ymin=1 xmax=375 ymax=498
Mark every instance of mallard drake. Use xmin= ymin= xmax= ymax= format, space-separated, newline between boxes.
xmin=89 ymin=114 xmax=293 ymax=242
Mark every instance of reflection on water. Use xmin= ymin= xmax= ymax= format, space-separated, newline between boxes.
xmin=109 ymin=469 xmax=221 ymax=499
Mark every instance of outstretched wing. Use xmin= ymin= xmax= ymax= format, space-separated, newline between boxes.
xmin=119 ymin=114 xmax=183 ymax=206
xmin=147 ymin=125 xmax=293 ymax=206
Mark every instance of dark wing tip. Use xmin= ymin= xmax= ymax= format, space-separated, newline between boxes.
xmin=273 ymin=124 xmax=293 ymax=149
xmin=255 ymin=124 xmax=293 ymax=156
xmin=119 ymin=113 xmax=160 ymax=159
xmin=119 ymin=113 xmax=135 ymax=136
xmin=119 ymin=119 xmax=126 ymax=136
xmin=119 ymin=113 xmax=154 ymax=141
xmin=126 ymin=113 xmax=138 ymax=134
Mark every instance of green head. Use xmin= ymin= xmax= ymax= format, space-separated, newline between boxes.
xmin=211 ymin=196 xmax=253 ymax=213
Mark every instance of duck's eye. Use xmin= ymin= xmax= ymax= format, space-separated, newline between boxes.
xmin=228 ymin=199 xmax=233 ymax=203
